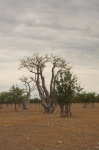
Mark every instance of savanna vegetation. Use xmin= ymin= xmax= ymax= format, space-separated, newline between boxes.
xmin=0 ymin=54 xmax=99 ymax=116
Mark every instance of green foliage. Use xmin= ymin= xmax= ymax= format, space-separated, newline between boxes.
xmin=55 ymin=68 xmax=82 ymax=117
xmin=30 ymin=98 xmax=41 ymax=104
xmin=55 ymin=69 xmax=82 ymax=105
xmin=0 ymin=92 xmax=6 ymax=104
xmin=75 ymin=92 xmax=97 ymax=103
xmin=9 ymin=84 xmax=25 ymax=104
xmin=0 ymin=91 xmax=12 ymax=104
xmin=96 ymin=94 xmax=99 ymax=103
xmin=0 ymin=85 xmax=26 ymax=106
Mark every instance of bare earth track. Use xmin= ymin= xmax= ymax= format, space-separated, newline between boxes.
xmin=0 ymin=104 xmax=99 ymax=150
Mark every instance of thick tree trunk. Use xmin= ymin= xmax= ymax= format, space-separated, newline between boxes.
xmin=43 ymin=105 xmax=51 ymax=114
xmin=42 ymin=101 xmax=57 ymax=114
xmin=36 ymin=70 xmax=54 ymax=114
xmin=22 ymin=99 xmax=29 ymax=110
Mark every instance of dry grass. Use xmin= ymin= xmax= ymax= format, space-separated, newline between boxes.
xmin=0 ymin=103 xmax=99 ymax=150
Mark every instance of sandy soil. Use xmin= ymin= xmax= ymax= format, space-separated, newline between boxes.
xmin=0 ymin=103 xmax=99 ymax=150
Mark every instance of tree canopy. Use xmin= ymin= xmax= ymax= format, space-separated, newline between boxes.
xmin=19 ymin=53 xmax=72 ymax=113
xmin=55 ymin=68 xmax=82 ymax=117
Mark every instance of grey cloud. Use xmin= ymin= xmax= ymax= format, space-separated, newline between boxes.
xmin=1 ymin=0 xmax=99 ymax=38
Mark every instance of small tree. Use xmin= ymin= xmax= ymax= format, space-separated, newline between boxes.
xmin=88 ymin=92 xmax=96 ymax=108
xmin=55 ymin=69 xmax=82 ymax=117
xmin=76 ymin=92 xmax=96 ymax=108
xmin=0 ymin=91 xmax=12 ymax=108
xmin=96 ymin=94 xmax=99 ymax=103
xmin=76 ymin=92 xmax=88 ymax=108
xmin=19 ymin=76 xmax=35 ymax=110
xmin=0 ymin=92 xmax=5 ymax=109
xmin=9 ymin=85 xmax=25 ymax=111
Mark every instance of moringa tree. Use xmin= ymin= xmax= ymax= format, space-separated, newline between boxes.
xmin=19 ymin=76 xmax=36 ymax=110
xmin=19 ymin=53 xmax=69 ymax=113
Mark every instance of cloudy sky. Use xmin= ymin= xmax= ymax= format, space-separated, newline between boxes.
xmin=0 ymin=0 xmax=99 ymax=96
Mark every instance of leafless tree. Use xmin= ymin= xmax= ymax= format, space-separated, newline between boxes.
xmin=19 ymin=76 xmax=35 ymax=110
xmin=19 ymin=53 xmax=69 ymax=113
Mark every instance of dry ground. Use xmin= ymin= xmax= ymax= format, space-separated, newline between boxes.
xmin=0 ymin=103 xmax=99 ymax=150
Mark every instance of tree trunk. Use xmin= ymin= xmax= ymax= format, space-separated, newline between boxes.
xmin=43 ymin=106 xmax=51 ymax=114
xmin=36 ymin=71 xmax=53 ymax=114
xmin=66 ymin=104 xmax=72 ymax=116
xmin=22 ymin=99 xmax=29 ymax=110
xmin=60 ymin=105 xmax=64 ymax=117
xmin=60 ymin=104 xmax=72 ymax=117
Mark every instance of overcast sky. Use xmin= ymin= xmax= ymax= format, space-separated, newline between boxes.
xmin=0 ymin=0 xmax=99 ymax=96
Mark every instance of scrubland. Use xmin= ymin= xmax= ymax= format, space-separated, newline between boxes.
xmin=0 ymin=104 xmax=99 ymax=150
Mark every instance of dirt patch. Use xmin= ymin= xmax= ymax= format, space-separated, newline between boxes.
xmin=0 ymin=104 xmax=99 ymax=150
